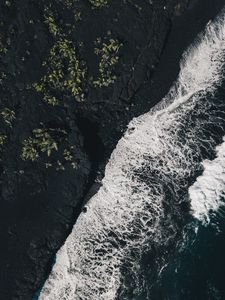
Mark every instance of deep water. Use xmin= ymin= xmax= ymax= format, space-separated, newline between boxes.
xmin=148 ymin=211 xmax=225 ymax=300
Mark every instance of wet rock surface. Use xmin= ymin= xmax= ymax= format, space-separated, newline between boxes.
xmin=0 ymin=0 xmax=224 ymax=299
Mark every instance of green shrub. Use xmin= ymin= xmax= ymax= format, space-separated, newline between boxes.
xmin=21 ymin=128 xmax=78 ymax=170
xmin=1 ymin=108 xmax=15 ymax=127
xmin=89 ymin=0 xmax=108 ymax=8
xmin=21 ymin=128 xmax=60 ymax=161
xmin=33 ymin=38 xmax=87 ymax=104
xmin=21 ymin=139 xmax=39 ymax=161
xmin=93 ymin=37 xmax=122 ymax=87
xmin=44 ymin=15 xmax=61 ymax=37
xmin=0 ymin=134 xmax=7 ymax=146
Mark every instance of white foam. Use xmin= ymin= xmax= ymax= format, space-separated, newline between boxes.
xmin=39 ymin=8 xmax=225 ymax=300
xmin=190 ymin=137 xmax=225 ymax=223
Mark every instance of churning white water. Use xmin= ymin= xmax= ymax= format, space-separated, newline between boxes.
xmin=189 ymin=137 xmax=225 ymax=223
xmin=39 ymin=8 xmax=225 ymax=300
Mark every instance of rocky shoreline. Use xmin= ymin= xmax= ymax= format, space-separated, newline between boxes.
xmin=0 ymin=0 xmax=224 ymax=299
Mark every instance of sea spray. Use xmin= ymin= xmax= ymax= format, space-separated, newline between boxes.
xmin=190 ymin=137 xmax=225 ymax=223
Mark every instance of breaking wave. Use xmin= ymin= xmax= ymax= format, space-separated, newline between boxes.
xmin=39 ymin=8 xmax=225 ymax=300
xmin=190 ymin=137 xmax=225 ymax=223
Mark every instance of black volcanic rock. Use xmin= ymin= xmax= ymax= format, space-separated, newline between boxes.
xmin=0 ymin=0 xmax=224 ymax=299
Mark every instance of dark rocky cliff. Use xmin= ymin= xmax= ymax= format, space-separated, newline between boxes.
xmin=0 ymin=0 xmax=224 ymax=299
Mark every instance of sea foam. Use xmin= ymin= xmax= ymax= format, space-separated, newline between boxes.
xmin=190 ymin=137 xmax=225 ymax=223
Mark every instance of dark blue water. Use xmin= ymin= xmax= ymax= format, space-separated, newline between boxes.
xmin=150 ymin=211 xmax=225 ymax=300
xmin=128 ymin=203 xmax=225 ymax=300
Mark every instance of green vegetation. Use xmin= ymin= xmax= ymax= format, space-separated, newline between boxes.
xmin=34 ymin=9 xmax=87 ymax=105
xmin=63 ymin=146 xmax=78 ymax=169
xmin=0 ymin=0 xmax=126 ymax=173
xmin=63 ymin=148 xmax=73 ymax=161
xmin=21 ymin=128 xmax=78 ymax=170
xmin=89 ymin=0 xmax=108 ymax=8
xmin=21 ymin=139 xmax=39 ymax=161
xmin=1 ymin=108 xmax=15 ymax=127
xmin=0 ymin=132 xmax=7 ymax=158
xmin=74 ymin=10 xmax=82 ymax=22
xmin=21 ymin=128 xmax=60 ymax=161
xmin=22 ymin=128 xmax=58 ymax=161
xmin=93 ymin=37 xmax=122 ymax=87
xmin=0 ymin=134 xmax=7 ymax=146
xmin=44 ymin=14 xmax=61 ymax=37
